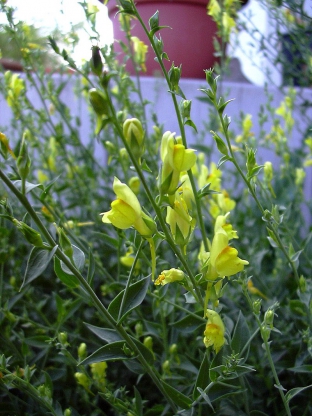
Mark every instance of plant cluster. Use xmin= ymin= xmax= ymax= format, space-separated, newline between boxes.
xmin=0 ymin=0 xmax=312 ymax=415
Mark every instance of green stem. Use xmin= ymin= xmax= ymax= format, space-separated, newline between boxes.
xmin=212 ymin=92 xmax=300 ymax=285
xmin=105 ymin=91 xmax=204 ymax=307
xmin=133 ymin=5 xmax=209 ymax=253
xmin=0 ymin=168 xmax=178 ymax=413
xmin=117 ymin=239 xmax=144 ymax=322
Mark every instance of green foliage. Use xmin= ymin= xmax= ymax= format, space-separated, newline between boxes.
xmin=0 ymin=0 xmax=312 ymax=415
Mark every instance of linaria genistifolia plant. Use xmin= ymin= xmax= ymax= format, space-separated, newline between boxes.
xmin=0 ymin=0 xmax=312 ymax=415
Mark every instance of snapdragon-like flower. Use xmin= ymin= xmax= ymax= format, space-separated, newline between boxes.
xmin=160 ymin=131 xmax=197 ymax=196
xmin=166 ymin=191 xmax=194 ymax=247
xmin=203 ymin=309 xmax=225 ymax=353
xmin=201 ymin=213 xmax=248 ymax=281
xmin=155 ymin=268 xmax=185 ymax=286
xmin=101 ymin=177 xmax=156 ymax=238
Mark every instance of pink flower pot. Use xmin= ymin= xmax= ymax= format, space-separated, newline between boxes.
xmin=107 ymin=0 xmax=219 ymax=78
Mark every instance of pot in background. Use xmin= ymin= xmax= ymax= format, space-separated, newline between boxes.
xmin=107 ymin=0 xmax=219 ymax=78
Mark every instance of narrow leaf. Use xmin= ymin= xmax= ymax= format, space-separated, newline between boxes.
xmin=231 ymin=311 xmax=250 ymax=356
xmin=21 ymin=245 xmax=58 ymax=289
xmin=60 ymin=245 xmax=85 ymax=274
xmin=85 ymin=323 xmax=122 ymax=343
xmin=194 ymin=353 xmax=210 ymax=400
xmin=54 ymin=257 xmax=79 ymax=289
xmin=161 ymin=380 xmax=192 ymax=409
xmin=80 ymin=341 xmax=131 ymax=365
xmin=285 ymin=384 xmax=312 ymax=403
xmin=108 ymin=277 xmax=150 ymax=323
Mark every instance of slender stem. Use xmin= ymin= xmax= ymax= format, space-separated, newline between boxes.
xmin=0 ymin=168 xmax=178 ymax=413
xmin=133 ymin=5 xmax=209 ymax=252
xmin=212 ymin=90 xmax=300 ymax=285
xmin=117 ymin=239 xmax=144 ymax=322
xmin=105 ymin=91 xmax=204 ymax=306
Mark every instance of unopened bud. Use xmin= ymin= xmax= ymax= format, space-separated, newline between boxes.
xmin=143 ymin=336 xmax=153 ymax=351
xmin=13 ymin=219 xmax=43 ymax=247
xmin=89 ymin=88 xmax=109 ymax=117
xmin=253 ymin=299 xmax=262 ymax=315
xmin=123 ymin=118 xmax=145 ymax=162
xmin=168 ymin=64 xmax=181 ymax=93
xmin=78 ymin=342 xmax=87 ymax=360
xmin=90 ymin=45 xmax=103 ymax=76
xmin=299 ymin=275 xmax=307 ymax=293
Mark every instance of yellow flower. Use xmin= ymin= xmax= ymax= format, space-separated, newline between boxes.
xmin=160 ymin=131 xmax=197 ymax=195
xmin=155 ymin=268 xmax=185 ymax=286
xmin=101 ymin=177 xmax=156 ymax=238
xmin=131 ymin=36 xmax=148 ymax=72
xmin=166 ymin=192 xmax=193 ymax=246
xmin=203 ymin=214 xmax=248 ymax=280
xmin=203 ymin=309 xmax=225 ymax=353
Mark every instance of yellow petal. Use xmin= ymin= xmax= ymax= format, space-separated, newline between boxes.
xmin=172 ymin=145 xmax=197 ymax=172
xmin=113 ymin=177 xmax=141 ymax=216
xmin=102 ymin=199 xmax=138 ymax=229
xmin=215 ymin=246 xmax=249 ymax=277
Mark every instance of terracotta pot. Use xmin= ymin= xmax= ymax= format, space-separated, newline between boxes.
xmin=107 ymin=0 xmax=219 ymax=78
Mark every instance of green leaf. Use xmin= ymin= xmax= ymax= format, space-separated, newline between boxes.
xmin=161 ymin=380 xmax=192 ymax=409
xmin=60 ymin=245 xmax=85 ymax=274
xmin=54 ymin=257 xmax=79 ymax=289
xmin=39 ymin=175 xmax=61 ymax=201
xmin=85 ymin=323 xmax=122 ymax=343
xmin=93 ymin=231 xmax=119 ymax=248
xmin=194 ymin=353 xmax=210 ymax=400
xmin=211 ymin=132 xmax=228 ymax=156
xmin=21 ymin=245 xmax=58 ymax=289
xmin=86 ymin=248 xmax=95 ymax=285
xmin=108 ymin=277 xmax=150 ymax=323
xmin=134 ymin=386 xmax=143 ymax=416
xmin=24 ymin=335 xmax=50 ymax=348
xmin=196 ymin=388 xmax=214 ymax=411
xmin=218 ymin=98 xmax=235 ymax=115
xmin=285 ymin=384 xmax=312 ymax=403
xmin=172 ymin=313 xmax=205 ymax=333
xmin=13 ymin=180 xmax=43 ymax=194
xmin=81 ymin=341 xmax=132 ymax=365
xmin=184 ymin=119 xmax=198 ymax=132
xmin=217 ymin=155 xmax=231 ymax=168
xmin=288 ymin=365 xmax=312 ymax=373
xmin=247 ymin=165 xmax=264 ymax=180
xmin=231 ymin=311 xmax=250 ymax=356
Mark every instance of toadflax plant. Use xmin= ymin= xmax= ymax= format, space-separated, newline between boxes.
xmin=0 ymin=0 xmax=312 ymax=415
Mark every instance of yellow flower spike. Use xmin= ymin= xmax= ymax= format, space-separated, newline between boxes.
xmin=203 ymin=309 xmax=225 ymax=353
xmin=179 ymin=174 xmax=195 ymax=212
xmin=154 ymin=268 xmax=185 ymax=286
xmin=248 ymin=279 xmax=268 ymax=300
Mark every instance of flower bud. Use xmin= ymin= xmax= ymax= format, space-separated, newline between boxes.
xmin=90 ymin=45 xmax=103 ymax=76
xmin=58 ymin=332 xmax=68 ymax=346
xmin=123 ymin=118 xmax=145 ymax=162
xmin=143 ymin=336 xmax=153 ymax=351
xmin=89 ymin=88 xmax=109 ymax=117
xmin=264 ymin=309 xmax=274 ymax=328
xmin=17 ymin=133 xmax=31 ymax=180
xmin=135 ymin=321 xmax=143 ymax=337
xmin=180 ymin=99 xmax=192 ymax=119
xmin=13 ymin=219 xmax=43 ymax=247
xmin=64 ymin=409 xmax=72 ymax=416
xmin=128 ymin=176 xmax=140 ymax=195
xmin=168 ymin=64 xmax=182 ymax=93
xmin=75 ymin=372 xmax=90 ymax=390
xmin=299 ymin=275 xmax=307 ymax=293
xmin=252 ymin=299 xmax=262 ymax=315
xmin=264 ymin=161 xmax=273 ymax=182
xmin=78 ymin=342 xmax=87 ymax=360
